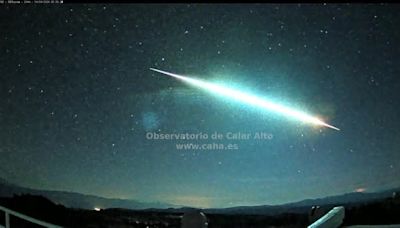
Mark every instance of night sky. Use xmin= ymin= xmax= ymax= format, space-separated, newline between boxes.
xmin=1 ymin=4 xmax=400 ymax=208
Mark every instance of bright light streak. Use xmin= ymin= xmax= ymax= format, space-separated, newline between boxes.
xmin=150 ymin=68 xmax=339 ymax=131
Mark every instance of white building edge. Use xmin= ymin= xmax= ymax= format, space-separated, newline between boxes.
xmin=308 ymin=206 xmax=400 ymax=228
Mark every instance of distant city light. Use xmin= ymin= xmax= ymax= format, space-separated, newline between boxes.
xmin=355 ymin=188 xmax=366 ymax=193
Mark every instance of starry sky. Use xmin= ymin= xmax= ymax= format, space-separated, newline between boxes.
xmin=1 ymin=4 xmax=400 ymax=208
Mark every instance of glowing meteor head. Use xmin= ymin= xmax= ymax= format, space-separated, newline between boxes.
xmin=150 ymin=68 xmax=340 ymax=131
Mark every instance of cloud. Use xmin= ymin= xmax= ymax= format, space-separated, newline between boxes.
xmin=164 ymin=195 xmax=214 ymax=208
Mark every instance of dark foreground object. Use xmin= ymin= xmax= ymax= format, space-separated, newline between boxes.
xmin=0 ymin=194 xmax=400 ymax=227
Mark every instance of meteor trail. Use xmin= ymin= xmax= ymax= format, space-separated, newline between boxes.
xmin=150 ymin=68 xmax=340 ymax=131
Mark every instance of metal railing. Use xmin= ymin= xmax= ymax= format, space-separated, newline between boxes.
xmin=0 ymin=205 xmax=62 ymax=228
